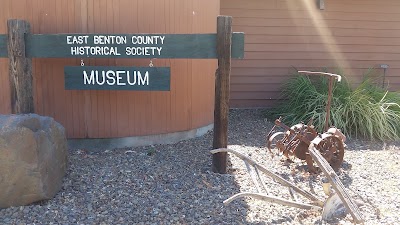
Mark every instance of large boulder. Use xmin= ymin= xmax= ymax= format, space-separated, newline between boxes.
xmin=0 ymin=114 xmax=68 ymax=208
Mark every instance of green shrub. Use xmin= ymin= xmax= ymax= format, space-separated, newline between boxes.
xmin=267 ymin=69 xmax=400 ymax=141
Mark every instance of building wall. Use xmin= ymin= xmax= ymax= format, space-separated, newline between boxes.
xmin=0 ymin=0 xmax=219 ymax=138
xmin=222 ymin=0 xmax=400 ymax=107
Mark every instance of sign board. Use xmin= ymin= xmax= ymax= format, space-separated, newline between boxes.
xmin=64 ymin=66 xmax=170 ymax=91
xmin=0 ymin=32 xmax=244 ymax=91
xmin=0 ymin=33 xmax=244 ymax=59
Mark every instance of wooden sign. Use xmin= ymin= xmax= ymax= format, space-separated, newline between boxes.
xmin=2 ymin=17 xmax=244 ymax=174
xmin=0 ymin=33 xmax=244 ymax=59
xmin=64 ymin=66 xmax=170 ymax=91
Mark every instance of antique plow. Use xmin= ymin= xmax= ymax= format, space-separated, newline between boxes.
xmin=210 ymin=71 xmax=364 ymax=223
xmin=210 ymin=148 xmax=364 ymax=223
xmin=267 ymin=71 xmax=346 ymax=172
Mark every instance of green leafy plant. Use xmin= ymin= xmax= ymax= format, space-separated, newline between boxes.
xmin=267 ymin=69 xmax=400 ymax=141
xmin=147 ymin=148 xmax=156 ymax=156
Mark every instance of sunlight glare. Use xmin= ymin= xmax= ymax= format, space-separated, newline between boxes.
xmin=286 ymin=0 xmax=352 ymax=74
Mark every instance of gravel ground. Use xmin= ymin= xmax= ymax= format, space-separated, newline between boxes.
xmin=1 ymin=109 xmax=399 ymax=224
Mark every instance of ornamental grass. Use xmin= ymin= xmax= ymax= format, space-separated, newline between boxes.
xmin=267 ymin=69 xmax=400 ymax=141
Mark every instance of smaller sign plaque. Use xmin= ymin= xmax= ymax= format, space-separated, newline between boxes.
xmin=64 ymin=66 xmax=170 ymax=91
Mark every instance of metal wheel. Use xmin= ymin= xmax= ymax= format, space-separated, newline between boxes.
xmin=315 ymin=135 xmax=345 ymax=171
xmin=267 ymin=131 xmax=285 ymax=157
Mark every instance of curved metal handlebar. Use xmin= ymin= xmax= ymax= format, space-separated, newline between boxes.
xmin=297 ymin=71 xmax=342 ymax=82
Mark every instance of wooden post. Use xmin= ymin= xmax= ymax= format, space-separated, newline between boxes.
xmin=7 ymin=19 xmax=34 ymax=114
xmin=212 ymin=16 xmax=232 ymax=174
xmin=324 ymin=76 xmax=334 ymax=131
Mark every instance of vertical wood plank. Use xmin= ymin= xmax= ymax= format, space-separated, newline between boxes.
xmin=71 ymin=0 xmax=83 ymax=138
xmin=32 ymin=58 xmax=42 ymax=115
xmin=116 ymin=0 xmax=131 ymax=137
xmin=187 ymin=0 xmax=193 ymax=130
xmin=144 ymin=0 xmax=154 ymax=135
xmin=104 ymin=0 xmax=114 ymax=138
xmin=64 ymin=0 xmax=74 ymax=137
xmin=82 ymin=0 xmax=90 ymax=138
xmin=95 ymin=0 xmax=106 ymax=138
xmin=127 ymin=0 xmax=138 ymax=136
xmin=150 ymin=0 xmax=160 ymax=134
xmin=109 ymin=0 xmax=119 ymax=138
xmin=96 ymin=0 xmax=108 ymax=138
xmin=152 ymin=0 xmax=164 ymax=134
xmin=69 ymin=0 xmax=82 ymax=138
xmin=88 ymin=0 xmax=99 ymax=138
xmin=191 ymin=0 xmax=200 ymax=128
xmin=0 ymin=1 xmax=11 ymax=114
xmin=170 ymin=0 xmax=178 ymax=132
xmin=210 ymin=0 xmax=219 ymax=128
xmin=127 ymin=0 xmax=141 ymax=134
xmin=212 ymin=16 xmax=232 ymax=174
xmin=164 ymin=0 xmax=172 ymax=133
xmin=133 ymin=0 xmax=148 ymax=136
xmin=182 ymin=0 xmax=191 ymax=130
xmin=53 ymin=0 xmax=67 ymax=130
xmin=31 ymin=0 xmax=40 ymax=116
xmin=38 ymin=1 xmax=48 ymax=117
xmin=48 ymin=1 xmax=57 ymax=119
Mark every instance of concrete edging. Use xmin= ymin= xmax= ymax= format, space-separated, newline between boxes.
xmin=68 ymin=123 xmax=214 ymax=151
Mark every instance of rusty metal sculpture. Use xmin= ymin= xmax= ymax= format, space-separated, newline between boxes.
xmin=267 ymin=71 xmax=346 ymax=172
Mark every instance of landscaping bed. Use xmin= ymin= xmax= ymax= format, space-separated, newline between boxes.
xmin=1 ymin=109 xmax=399 ymax=224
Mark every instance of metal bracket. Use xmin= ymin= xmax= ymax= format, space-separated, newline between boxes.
xmin=318 ymin=0 xmax=325 ymax=10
